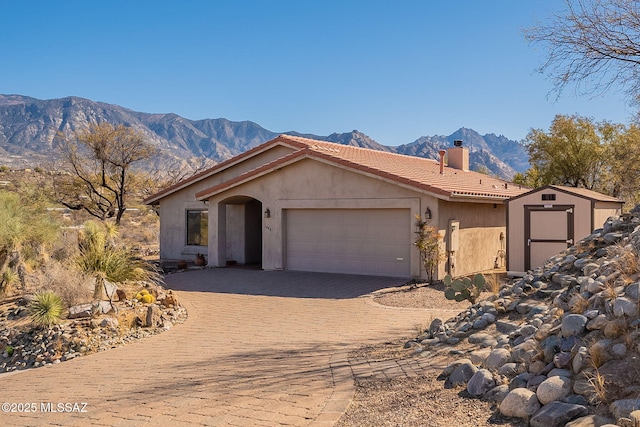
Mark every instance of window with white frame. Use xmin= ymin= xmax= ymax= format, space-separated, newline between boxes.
xmin=186 ymin=209 xmax=208 ymax=246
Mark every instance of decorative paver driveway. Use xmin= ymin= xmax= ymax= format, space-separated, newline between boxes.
xmin=0 ymin=269 xmax=459 ymax=426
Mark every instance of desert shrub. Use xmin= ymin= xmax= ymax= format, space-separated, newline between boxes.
xmin=76 ymin=221 xmax=161 ymax=285
xmin=606 ymin=243 xmax=639 ymax=277
xmin=485 ymin=273 xmax=503 ymax=294
xmin=0 ymin=268 xmax=19 ymax=296
xmin=28 ymin=260 xmax=93 ymax=307
xmin=584 ymin=369 xmax=609 ymax=405
xmin=0 ymin=190 xmax=60 ymax=291
xmin=50 ymin=229 xmax=80 ymax=263
xmin=568 ymin=294 xmax=591 ymax=314
xmin=30 ymin=291 xmax=64 ymax=327
xmin=414 ymin=215 xmax=445 ymax=283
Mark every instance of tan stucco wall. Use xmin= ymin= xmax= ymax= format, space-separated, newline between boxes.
xmin=205 ymin=158 xmax=431 ymax=277
xmin=203 ymin=159 xmax=507 ymax=279
xmin=157 ymin=145 xmax=296 ymax=259
xmin=435 ymin=201 xmax=506 ymax=278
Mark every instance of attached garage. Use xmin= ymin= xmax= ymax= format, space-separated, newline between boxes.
xmin=285 ymin=208 xmax=411 ymax=277
xmin=507 ymin=185 xmax=623 ymax=272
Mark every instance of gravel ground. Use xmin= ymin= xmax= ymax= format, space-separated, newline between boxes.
xmin=336 ymin=283 xmax=527 ymax=427
xmin=336 ymin=373 xmax=526 ymax=427
xmin=372 ymin=282 xmax=473 ymax=311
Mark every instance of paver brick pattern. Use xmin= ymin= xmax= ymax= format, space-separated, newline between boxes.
xmin=0 ymin=269 xmax=459 ymax=426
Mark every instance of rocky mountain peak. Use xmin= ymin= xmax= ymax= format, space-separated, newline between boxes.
xmin=0 ymin=95 xmax=528 ymax=179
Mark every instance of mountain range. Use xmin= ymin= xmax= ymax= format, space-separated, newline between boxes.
xmin=0 ymin=95 xmax=529 ymax=179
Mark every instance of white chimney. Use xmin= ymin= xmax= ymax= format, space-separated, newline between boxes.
xmin=448 ymin=140 xmax=469 ymax=171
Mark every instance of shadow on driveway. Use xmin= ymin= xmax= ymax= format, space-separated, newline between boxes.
xmin=164 ymin=268 xmax=409 ymax=299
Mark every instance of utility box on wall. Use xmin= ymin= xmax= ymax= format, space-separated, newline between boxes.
xmin=506 ymin=185 xmax=623 ymax=273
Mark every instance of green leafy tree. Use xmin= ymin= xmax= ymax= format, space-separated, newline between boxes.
xmin=522 ymin=114 xmax=610 ymax=189
xmin=607 ymin=123 xmax=640 ymax=204
xmin=56 ymin=123 xmax=158 ymax=225
xmin=513 ymin=164 xmax=544 ymax=189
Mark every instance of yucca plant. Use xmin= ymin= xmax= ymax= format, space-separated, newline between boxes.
xmin=30 ymin=291 xmax=64 ymax=327
xmin=76 ymin=221 xmax=160 ymax=297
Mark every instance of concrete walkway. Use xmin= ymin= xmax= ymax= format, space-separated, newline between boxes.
xmin=0 ymin=269 xmax=460 ymax=426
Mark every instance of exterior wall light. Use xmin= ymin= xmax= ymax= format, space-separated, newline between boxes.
xmin=264 ymin=208 xmax=271 ymax=218
xmin=424 ymin=207 xmax=432 ymax=220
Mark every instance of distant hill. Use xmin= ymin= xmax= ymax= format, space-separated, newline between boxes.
xmin=0 ymin=95 xmax=528 ymax=179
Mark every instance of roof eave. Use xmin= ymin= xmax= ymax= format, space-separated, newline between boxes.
xmin=195 ymin=149 xmax=309 ymax=200
xmin=449 ymin=192 xmax=515 ymax=202
xmin=144 ymin=135 xmax=303 ymax=204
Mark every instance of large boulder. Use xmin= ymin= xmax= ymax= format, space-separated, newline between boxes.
xmin=466 ymin=369 xmax=496 ymax=397
xmin=530 ymin=401 xmax=588 ymax=427
xmin=484 ymin=348 xmax=511 ymax=370
xmin=445 ymin=361 xmax=478 ymax=388
xmin=609 ymin=398 xmax=640 ymax=421
xmin=536 ymin=376 xmax=573 ymax=405
xmin=561 ymin=314 xmax=588 ymax=337
xmin=68 ymin=303 xmax=93 ymax=319
xmin=499 ymin=388 xmax=541 ymax=419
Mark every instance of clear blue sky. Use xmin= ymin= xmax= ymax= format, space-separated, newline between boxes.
xmin=0 ymin=0 xmax=634 ymax=146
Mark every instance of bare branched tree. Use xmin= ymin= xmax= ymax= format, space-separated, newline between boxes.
xmin=55 ymin=123 xmax=158 ymax=225
xmin=525 ymin=0 xmax=640 ymax=101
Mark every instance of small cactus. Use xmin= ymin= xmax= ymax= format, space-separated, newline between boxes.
xmin=135 ymin=289 xmax=155 ymax=304
xmin=443 ymin=273 xmax=486 ymax=304
xmin=139 ymin=294 xmax=155 ymax=304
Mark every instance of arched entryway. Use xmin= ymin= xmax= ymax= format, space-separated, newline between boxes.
xmin=220 ymin=196 xmax=263 ymax=267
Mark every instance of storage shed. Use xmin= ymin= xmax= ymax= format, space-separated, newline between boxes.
xmin=506 ymin=185 xmax=623 ymax=272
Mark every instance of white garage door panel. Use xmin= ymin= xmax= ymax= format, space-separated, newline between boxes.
xmin=286 ymin=209 xmax=411 ymax=277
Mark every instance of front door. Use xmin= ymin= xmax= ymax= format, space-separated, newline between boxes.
xmin=525 ymin=205 xmax=574 ymax=270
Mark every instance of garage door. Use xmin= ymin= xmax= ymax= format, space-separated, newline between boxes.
xmin=285 ymin=208 xmax=411 ymax=277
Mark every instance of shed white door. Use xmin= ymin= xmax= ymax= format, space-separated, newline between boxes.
xmin=285 ymin=208 xmax=411 ymax=277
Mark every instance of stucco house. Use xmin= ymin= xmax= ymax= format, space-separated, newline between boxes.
xmin=145 ymin=135 xmax=527 ymax=279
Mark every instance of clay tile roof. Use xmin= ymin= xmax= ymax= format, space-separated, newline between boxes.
xmin=191 ymin=134 xmax=529 ymax=202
